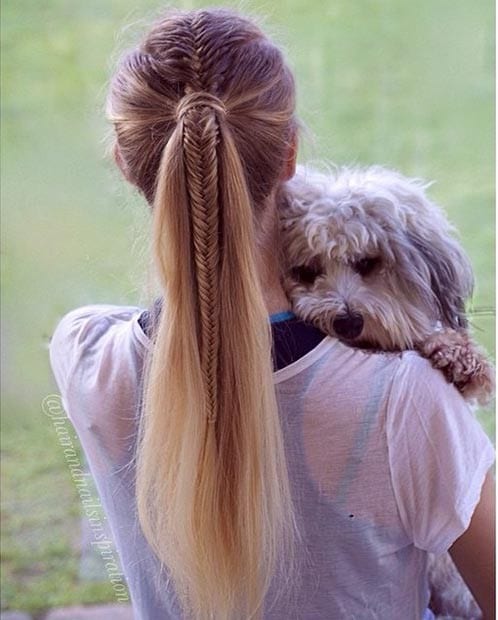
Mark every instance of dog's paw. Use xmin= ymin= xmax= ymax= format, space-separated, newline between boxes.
xmin=419 ymin=329 xmax=495 ymax=406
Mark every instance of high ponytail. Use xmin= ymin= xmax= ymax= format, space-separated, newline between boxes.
xmin=106 ymin=9 xmax=299 ymax=619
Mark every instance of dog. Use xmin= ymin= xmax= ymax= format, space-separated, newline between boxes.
xmin=278 ymin=164 xmax=494 ymax=619
xmin=279 ymin=164 xmax=494 ymax=407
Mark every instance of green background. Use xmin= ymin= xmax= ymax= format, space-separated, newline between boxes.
xmin=1 ymin=0 xmax=494 ymax=614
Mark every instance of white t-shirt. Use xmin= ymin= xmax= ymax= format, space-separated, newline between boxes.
xmin=48 ymin=304 xmax=495 ymax=620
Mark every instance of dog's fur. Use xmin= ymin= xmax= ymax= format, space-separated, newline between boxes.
xmin=278 ymin=165 xmax=494 ymax=619
xmin=279 ymin=165 xmax=494 ymax=407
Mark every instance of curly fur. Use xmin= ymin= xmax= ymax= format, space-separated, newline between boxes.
xmin=420 ymin=329 xmax=495 ymax=406
xmin=428 ymin=553 xmax=482 ymax=619
xmin=279 ymin=164 xmax=494 ymax=406
xmin=279 ymin=164 xmax=495 ymax=619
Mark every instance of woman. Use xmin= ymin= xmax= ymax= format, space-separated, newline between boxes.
xmin=49 ymin=7 xmax=495 ymax=619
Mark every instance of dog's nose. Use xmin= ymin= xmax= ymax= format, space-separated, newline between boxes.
xmin=333 ymin=313 xmax=364 ymax=340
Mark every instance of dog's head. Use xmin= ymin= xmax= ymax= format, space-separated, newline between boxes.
xmin=279 ymin=165 xmax=474 ymax=350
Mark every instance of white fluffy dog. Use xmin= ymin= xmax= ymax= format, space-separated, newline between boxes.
xmin=278 ymin=164 xmax=494 ymax=619
xmin=279 ymin=165 xmax=494 ymax=407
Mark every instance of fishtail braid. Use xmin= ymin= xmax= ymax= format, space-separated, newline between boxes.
xmin=181 ymin=104 xmax=223 ymax=423
xmin=176 ymin=13 xmax=229 ymax=424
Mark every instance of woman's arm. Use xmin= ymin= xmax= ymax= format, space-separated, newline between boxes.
xmin=449 ymin=471 xmax=496 ymax=620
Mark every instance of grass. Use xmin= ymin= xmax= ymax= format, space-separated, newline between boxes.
xmin=1 ymin=0 xmax=494 ymax=614
xmin=0 ymin=407 xmax=127 ymax=613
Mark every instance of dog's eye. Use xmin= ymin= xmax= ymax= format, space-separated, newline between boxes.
xmin=353 ymin=257 xmax=380 ymax=277
xmin=290 ymin=260 xmax=324 ymax=285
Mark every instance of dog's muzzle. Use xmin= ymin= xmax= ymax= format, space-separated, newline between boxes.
xmin=333 ymin=312 xmax=364 ymax=340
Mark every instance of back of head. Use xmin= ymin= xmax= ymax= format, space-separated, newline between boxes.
xmin=108 ymin=7 xmax=295 ymax=207
xmin=107 ymin=8 xmax=298 ymax=620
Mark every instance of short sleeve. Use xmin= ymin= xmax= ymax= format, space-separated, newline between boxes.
xmin=386 ymin=352 xmax=495 ymax=555
xmin=48 ymin=304 xmax=148 ymax=473
xmin=49 ymin=305 xmax=114 ymax=410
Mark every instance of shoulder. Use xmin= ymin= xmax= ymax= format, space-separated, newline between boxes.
xmin=50 ymin=303 xmax=146 ymax=349
xmin=385 ymin=348 xmax=476 ymax=416
xmin=49 ymin=304 xmax=146 ymax=391
xmin=348 ymin=347 xmax=494 ymax=475
xmin=391 ymin=348 xmax=455 ymax=388
xmin=383 ymin=348 xmax=476 ymax=436
xmin=311 ymin=340 xmax=442 ymax=394
xmin=293 ymin=339 xmax=465 ymax=403
xmin=51 ymin=303 xmax=144 ymax=339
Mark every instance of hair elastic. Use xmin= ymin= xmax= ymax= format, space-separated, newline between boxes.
xmin=176 ymin=91 xmax=227 ymax=121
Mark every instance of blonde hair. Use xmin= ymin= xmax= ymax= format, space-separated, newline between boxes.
xmin=106 ymin=8 xmax=299 ymax=619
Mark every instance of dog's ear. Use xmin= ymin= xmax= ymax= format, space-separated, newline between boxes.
xmin=405 ymin=230 xmax=474 ymax=328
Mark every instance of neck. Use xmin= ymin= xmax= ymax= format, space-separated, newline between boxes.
xmin=263 ymin=282 xmax=292 ymax=316
xmin=255 ymin=193 xmax=292 ymax=316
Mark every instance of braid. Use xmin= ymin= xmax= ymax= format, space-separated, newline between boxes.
xmin=178 ymin=12 xmax=228 ymax=424
xmin=182 ymin=106 xmax=222 ymax=423
xmin=189 ymin=13 xmax=208 ymax=91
